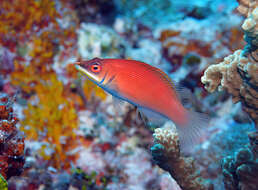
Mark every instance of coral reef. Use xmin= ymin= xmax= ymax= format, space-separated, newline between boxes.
xmin=221 ymin=131 xmax=258 ymax=190
xmin=114 ymin=0 xmax=179 ymax=28
xmin=201 ymin=50 xmax=258 ymax=126
xmin=201 ymin=2 xmax=258 ymax=127
xmin=237 ymin=0 xmax=257 ymax=54
xmin=151 ymin=124 xmax=213 ymax=190
xmin=71 ymin=0 xmax=117 ymax=24
xmin=8 ymin=166 xmax=110 ymax=190
xmin=1 ymin=0 xmax=256 ymax=189
xmin=77 ymin=23 xmax=126 ymax=59
xmin=194 ymin=119 xmax=255 ymax=189
xmin=20 ymin=74 xmax=79 ymax=169
xmin=0 ymin=0 xmax=59 ymax=51
xmin=0 ymin=94 xmax=25 ymax=180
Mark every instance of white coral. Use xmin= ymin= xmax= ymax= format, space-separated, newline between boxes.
xmin=153 ymin=124 xmax=179 ymax=152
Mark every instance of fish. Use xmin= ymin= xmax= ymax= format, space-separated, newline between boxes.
xmin=75 ymin=57 xmax=209 ymax=151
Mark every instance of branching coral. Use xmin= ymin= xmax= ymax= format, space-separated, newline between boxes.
xmin=201 ymin=2 xmax=258 ymax=127
xmin=221 ymin=131 xmax=258 ymax=190
xmin=151 ymin=125 xmax=213 ymax=190
xmin=0 ymin=94 xmax=25 ymax=180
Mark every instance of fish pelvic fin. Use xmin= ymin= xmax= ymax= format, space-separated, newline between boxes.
xmin=176 ymin=110 xmax=210 ymax=153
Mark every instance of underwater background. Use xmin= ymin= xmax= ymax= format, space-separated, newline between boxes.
xmin=0 ymin=0 xmax=257 ymax=190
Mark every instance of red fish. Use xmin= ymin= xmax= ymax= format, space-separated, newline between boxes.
xmin=75 ymin=58 xmax=209 ymax=150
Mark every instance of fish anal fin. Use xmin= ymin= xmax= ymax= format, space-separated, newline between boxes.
xmin=175 ymin=84 xmax=195 ymax=107
xmin=112 ymin=96 xmax=125 ymax=114
xmin=137 ymin=107 xmax=167 ymax=126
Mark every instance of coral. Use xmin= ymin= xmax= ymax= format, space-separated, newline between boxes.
xmin=239 ymin=3 xmax=257 ymax=55
xmin=70 ymin=168 xmax=109 ymax=190
xmin=77 ymin=23 xmax=125 ymax=59
xmin=82 ymin=79 xmax=107 ymax=103
xmin=10 ymin=61 xmax=55 ymax=94
xmin=221 ymin=131 xmax=258 ymax=190
xmin=0 ymin=0 xmax=59 ymax=51
xmin=151 ymin=125 xmax=213 ymax=190
xmin=201 ymin=1 xmax=258 ymax=127
xmin=71 ymin=0 xmax=117 ymax=24
xmin=114 ymin=0 xmax=179 ymax=28
xmin=20 ymin=73 xmax=79 ymax=169
xmin=237 ymin=0 xmax=257 ymax=51
xmin=237 ymin=0 xmax=257 ymax=16
xmin=0 ymin=94 xmax=25 ymax=180
xmin=194 ymin=120 xmax=255 ymax=189
xmin=242 ymin=5 xmax=258 ymax=54
xmin=201 ymin=51 xmax=258 ymax=127
xmin=0 ymin=48 xmax=15 ymax=75
xmin=155 ymin=12 xmax=244 ymax=75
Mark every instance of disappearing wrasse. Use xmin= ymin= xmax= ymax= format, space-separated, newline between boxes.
xmin=75 ymin=58 xmax=209 ymax=151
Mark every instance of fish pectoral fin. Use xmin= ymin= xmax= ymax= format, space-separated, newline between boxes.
xmin=137 ymin=107 xmax=167 ymax=126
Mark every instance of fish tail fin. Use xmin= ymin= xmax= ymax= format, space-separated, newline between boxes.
xmin=176 ymin=110 xmax=210 ymax=153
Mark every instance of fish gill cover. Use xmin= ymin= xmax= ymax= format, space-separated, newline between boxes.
xmin=0 ymin=0 xmax=257 ymax=190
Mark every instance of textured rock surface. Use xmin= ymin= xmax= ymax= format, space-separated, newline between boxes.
xmin=221 ymin=131 xmax=258 ymax=190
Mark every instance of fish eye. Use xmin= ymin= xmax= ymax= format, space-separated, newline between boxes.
xmin=91 ymin=63 xmax=101 ymax=72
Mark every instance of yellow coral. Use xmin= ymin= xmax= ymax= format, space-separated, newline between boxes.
xmin=21 ymin=73 xmax=78 ymax=168
xmin=0 ymin=0 xmax=59 ymax=43
xmin=82 ymin=78 xmax=107 ymax=101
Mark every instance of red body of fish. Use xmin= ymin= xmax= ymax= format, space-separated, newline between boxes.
xmin=75 ymin=58 xmax=209 ymax=150
xmin=100 ymin=59 xmax=187 ymax=125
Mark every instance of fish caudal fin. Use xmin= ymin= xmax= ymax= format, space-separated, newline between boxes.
xmin=177 ymin=110 xmax=210 ymax=153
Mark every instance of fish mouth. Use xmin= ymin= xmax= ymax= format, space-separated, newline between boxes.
xmin=74 ymin=64 xmax=100 ymax=83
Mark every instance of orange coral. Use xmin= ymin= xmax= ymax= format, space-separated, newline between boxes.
xmin=10 ymin=61 xmax=56 ymax=94
xmin=0 ymin=0 xmax=59 ymax=51
xmin=1 ymin=0 xmax=106 ymax=170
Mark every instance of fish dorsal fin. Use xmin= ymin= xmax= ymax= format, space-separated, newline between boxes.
xmin=135 ymin=61 xmax=193 ymax=105
xmin=148 ymin=65 xmax=193 ymax=106
xmin=153 ymin=68 xmax=176 ymax=90
xmin=136 ymin=61 xmax=176 ymax=90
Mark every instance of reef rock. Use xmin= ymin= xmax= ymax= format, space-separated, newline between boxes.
xmin=221 ymin=131 xmax=258 ymax=190
xmin=201 ymin=50 xmax=258 ymax=127
xmin=201 ymin=2 xmax=258 ymax=127
xmin=0 ymin=94 xmax=25 ymax=180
